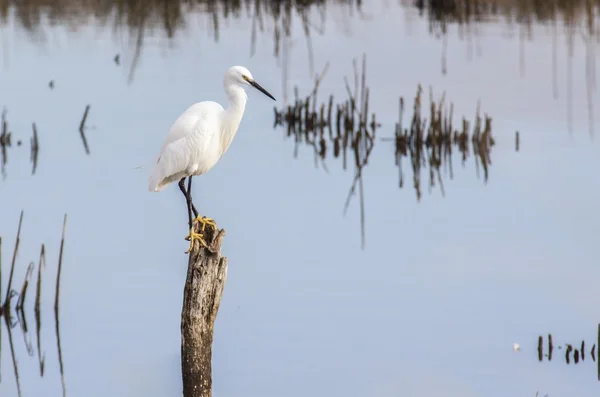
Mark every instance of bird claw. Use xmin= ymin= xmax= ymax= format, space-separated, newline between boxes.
xmin=194 ymin=216 xmax=217 ymax=232
xmin=184 ymin=216 xmax=217 ymax=254
xmin=184 ymin=228 xmax=208 ymax=254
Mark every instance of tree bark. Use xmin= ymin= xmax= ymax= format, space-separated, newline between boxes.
xmin=181 ymin=224 xmax=228 ymax=397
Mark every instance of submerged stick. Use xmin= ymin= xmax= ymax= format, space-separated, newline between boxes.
xmin=181 ymin=224 xmax=228 ymax=397
xmin=78 ymin=105 xmax=91 ymax=155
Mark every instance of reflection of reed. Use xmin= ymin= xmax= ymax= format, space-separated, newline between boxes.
xmin=79 ymin=105 xmax=91 ymax=155
xmin=0 ymin=0 xmax=358 ymax=96
xmin=4 ymin=0 xmax=597 ymax=37
xmin=34 ymin=245 xmax=45 ymax=377
xmin=0 ymin=109 xmax=14 ymax=180
xmin=385 ymin=85 xmax=495 ymax=201
xmin=0 ymin=110 xmax=38 ymax=181
xmin=537 ymin=326 xmax=600 ymax=381
xmin=2 ymin=0 xmax=599 ymax=98
xmin=274 ymin=56 xmax=500 ymax=247
xmin=0 ymin=107 xmax=93 ymax=180
xmin=0 ymin=211 xmax=68 ymax=397
xmin=411 ymin=0 xmax=599 ymax=136
xmin=274 ymin=54 xmax=378 ymax=249
xmin=411 ymin=0 xmax=600 ymax=33
xmin=54 ymin=214 xmax=67 ymax=397
xmin=30 ymin=123 xmax=39 ymax=175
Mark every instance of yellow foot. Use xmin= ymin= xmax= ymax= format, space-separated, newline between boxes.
xmin=184 ymin=227 xmax=208 ymax=254
xmin=193 ymin=215 xmax=217 ymax=232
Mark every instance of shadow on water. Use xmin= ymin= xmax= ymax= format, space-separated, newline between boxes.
xmin=537 ymin=326 xmax=600 ymax=382
xmin=0 ymin=211 xmax=68 ymax=397
xmin=273 ymin=54 xmax=503 ymax=248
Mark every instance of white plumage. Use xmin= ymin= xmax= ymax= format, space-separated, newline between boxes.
xmin=148 ymin=65 xmax=275 ymax=253
xmin=148 ymin=101 xmax=224 ymax=192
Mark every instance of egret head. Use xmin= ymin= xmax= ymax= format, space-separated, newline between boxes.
xmin=226 ymin=65 xmax=276 ymax=101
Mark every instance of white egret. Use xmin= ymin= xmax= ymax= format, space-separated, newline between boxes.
xmin=148 ymin=65 xmax=276 ymax=253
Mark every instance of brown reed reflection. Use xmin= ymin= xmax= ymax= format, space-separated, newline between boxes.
xmin=537 ymin=326 xmax=600 ymax=382
xmin=0 ymin=109 xmax=22 ymax=180
xmin=0 ymin=211 xmax=68 ymax=397
xmin=274 ymin=55 xmax=500 ymax=248
xmin=1 ymin=0 xmax=359 ymax=93
xmin=411 ymin=0 xmax=599 ymax=136
xmin=385 ymin=85 xmax=495 ymax=202
xmin=412 ymin=0 xmax=600 ymax=35
xmin=79 ymin=105 xmax=91 ymax=155
xmin=2 ymin=0 xmax=599 ymax=99
xmin=274 ymin=54 xmax=378 ymax=249
xmin=4 ymin=0 xmax=598 ymax=38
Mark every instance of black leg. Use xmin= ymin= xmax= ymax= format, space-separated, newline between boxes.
xmin=186 ymin=176 xmax=200 ymax=218
xmin=178 ymin=177 xmax=193 ymax=230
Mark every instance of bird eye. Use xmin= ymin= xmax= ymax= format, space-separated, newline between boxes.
xmin=242 ymin=75 xmax=249 ymax=81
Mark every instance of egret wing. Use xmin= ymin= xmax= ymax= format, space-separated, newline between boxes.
xmin=148 ymin=102 xmax=223 ymax=191
xmin=159 ymin=101 xmax=224 ymax=152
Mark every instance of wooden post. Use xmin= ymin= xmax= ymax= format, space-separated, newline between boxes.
xmin=180 ymin=224 xmax=228 ymax=397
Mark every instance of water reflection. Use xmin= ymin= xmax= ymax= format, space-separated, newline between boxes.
xmin=410 ymin=0 xmax=599 ymax=135
xmin=0 ymin=1 xmax=598 ymax=396
xmin=1 ymin=110 xmax=22 ymax=179
xmin=413 ymin=0 xmax=600 ymax=27
xmin=78 ymin=105 xmax=91 ymax=156
xmin=1 ymin=0 xmax=348 ymax=90
xmin=385 ymin=84 xmax=495 ymax=201
xmin=0 ymin=212 xmax=67 ymax=397
xmin=4 ymin=0 xmax=597 ymax=112
xmin=275 ymin=55 xmax=378 ymax=248
xmin=6 ymin=0 xmax=599 ymax=39
xmin=274 ymin=55 xmax=500 ymax=248
xmin=537 ymin=327 xmax=600 ymax=381
xmin=0 ymin=0 xmax=595 ymax=169
xmin=0 ymin=110 xmax=36 ymax=180
xmin=0 ymin=107 xmax=92 ymax=180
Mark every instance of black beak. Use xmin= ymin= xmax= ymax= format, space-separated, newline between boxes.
xmin=250 ymin=80 xmax=276 ymax=101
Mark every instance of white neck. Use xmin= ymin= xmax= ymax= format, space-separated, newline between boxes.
xmin=219 ymin=84 xmax=247 ymax=156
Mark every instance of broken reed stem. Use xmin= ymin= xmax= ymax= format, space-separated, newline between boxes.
xmin=54 ymin=214 xmax=67 ymax=397
xmin=35 ymin=244 xmax=46 ymax=376
xmin=181 ymin=224 xmax=228 ymax=397
xmin=0 ymin=236 xmax=3 ymax=302
xmin=79 ymin=105 xmax=91 ymax=155
xmin=31 ymin=123 xmax=39 ymax=175
xmin=79 ymin=105 xmax=90 ymax=132
xmin=54 ymin=215 xmax=66 ymax=314
xmin=0 ymin=235 xmax=2 ymax=383
xmin=4 ymin=310 xmax=22 ymax=397
xmin=16 ymin=262 xmax=34 ymax=311
xmin=5 ymin=211 xmax=24 ymax=304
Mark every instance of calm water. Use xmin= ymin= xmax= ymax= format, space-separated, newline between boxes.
xmin=1 ymin=1 xmax=599 ymax=396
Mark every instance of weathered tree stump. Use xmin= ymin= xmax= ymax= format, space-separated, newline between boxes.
xmin=181 ymin=223 xmax=228 ymax=397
